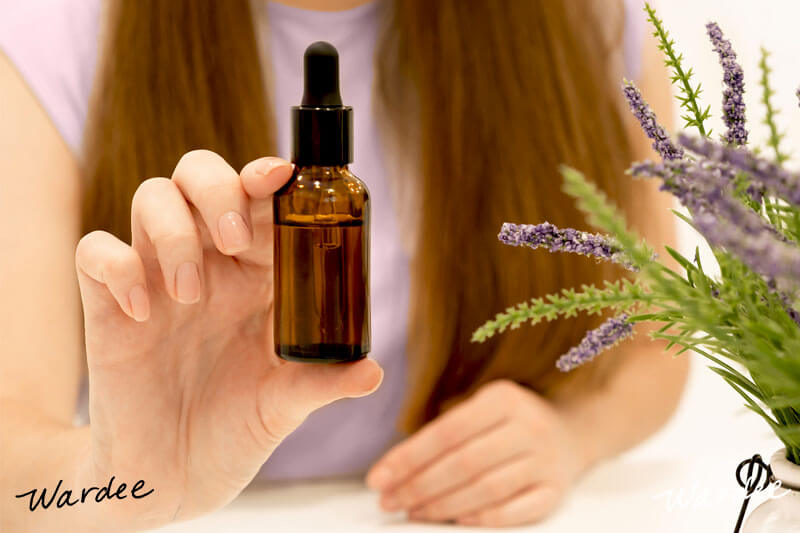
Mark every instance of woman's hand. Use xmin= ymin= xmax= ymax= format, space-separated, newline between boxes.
xmin=75 ymin=150 xmax=383 ymax=528
xmin=365 ymin=379 xmax=588 ymax=527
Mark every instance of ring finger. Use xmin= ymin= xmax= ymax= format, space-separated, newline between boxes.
xmin=131 ymin=177 xmax=204 ymax=304
xmin=456 ymin=484 xmax=561 ymax=527
xmin=381 ymin=421 xmax=527 ymax=511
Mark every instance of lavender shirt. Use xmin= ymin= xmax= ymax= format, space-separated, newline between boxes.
xmin=0 ymin=0 xmax=644 ymax=481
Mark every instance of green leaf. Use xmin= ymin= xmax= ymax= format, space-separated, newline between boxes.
xmin=664 ymin=245 xmax=696 ymax=274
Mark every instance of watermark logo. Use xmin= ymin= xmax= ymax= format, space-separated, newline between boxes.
xmin=15 ymin=476 xmax=154 ymax=512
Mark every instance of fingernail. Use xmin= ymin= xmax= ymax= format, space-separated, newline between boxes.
xmin=218 ymin=211 xmax=251 ymax=253
xmin=256 ymin=158 xmax=292 ymax=179
xmin=128 ymin=285 xmax=150 ymax=321
xmin=367 ymin=467 xmax=393 ymax=489
xmin=175 ymin=262 xmax=201 ymax=303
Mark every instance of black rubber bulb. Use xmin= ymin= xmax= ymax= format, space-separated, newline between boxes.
xmin=291 ymin=41 xmax=352 ymax=166
xmin=301 ymin=41 xmax=342 ymax=108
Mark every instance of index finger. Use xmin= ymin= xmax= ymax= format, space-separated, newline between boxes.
xmin=240 ymin=157 xmax=294 ymax=199
xmin=235 ymin=157 xmax=294 ymax=265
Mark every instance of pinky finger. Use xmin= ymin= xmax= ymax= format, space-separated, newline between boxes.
xmin=75 ymin=230 xmax=150 ymax=322
xmin=455 ymin=485 xmax=561 ymax=528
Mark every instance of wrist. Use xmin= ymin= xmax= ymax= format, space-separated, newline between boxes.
xmin=4 ymin=426 xmax=108 ymax=533
xmin=553 ymin=396 xmax=605 ymax=475
xmin=74 ymin=435 xmax=169 ymax=532
xmin=4 ymin=407 xmax=170 ymax=532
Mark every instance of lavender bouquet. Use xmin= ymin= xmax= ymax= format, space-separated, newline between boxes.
xmin=473 ymin=4 xmax=800 ymax=465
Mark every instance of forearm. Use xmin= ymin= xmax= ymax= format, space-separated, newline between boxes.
xmin=552 ymin=24 xmax=691 ymax=468
xmin=1 ymin=400 xmax=160 ymax=533
xmin=551 ymin=334 xmax=690 ymax=470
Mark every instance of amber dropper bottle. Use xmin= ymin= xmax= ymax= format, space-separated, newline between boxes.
xmin=273 ymin=41 xmax=370 ymax=363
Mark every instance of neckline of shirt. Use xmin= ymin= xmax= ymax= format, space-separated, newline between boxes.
xmin=266 ymin=0 xmax=382 ymax=25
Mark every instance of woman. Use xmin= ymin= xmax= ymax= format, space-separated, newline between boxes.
xmin=0 ymin=0 xmax=688 ymax=530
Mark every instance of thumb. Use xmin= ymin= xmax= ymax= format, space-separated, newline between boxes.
xmin=256 ymin=358 xmax=384 ymax=442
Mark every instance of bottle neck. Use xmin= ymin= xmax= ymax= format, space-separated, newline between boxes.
xmin=295 ymin=164 xmax=349 ymax=171
xmin=293 ymin=164 xmax=350 ymax=181
xmin=291 ymin=105 xmax=353 ymax=167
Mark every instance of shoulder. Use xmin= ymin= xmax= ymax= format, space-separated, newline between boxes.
xmin=622 ymin=0 xmax=647 ymax=80
xmin=0 ymin=0 xmax=103 ymax=155
xmin=587 ymin=0 xmax=646 ymax=81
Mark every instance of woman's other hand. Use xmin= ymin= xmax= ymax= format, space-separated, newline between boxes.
xmin=75 ymin=150 xmax=383 ymax=525
xmin=365 ymin=379 xmax=586 ymax=527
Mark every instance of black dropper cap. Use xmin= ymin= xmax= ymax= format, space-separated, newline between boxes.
xmin=291 ymin=42 xmax=353 ymax=166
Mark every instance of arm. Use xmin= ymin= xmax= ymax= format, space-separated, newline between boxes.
xmin=550 ymin=29 xmax=689 ymax=469
xmin=0 ymin=50 xmax=96 ymax=531
xmin=0 ymin=51 xmax=383 ymax=532
xmin=364 ymin=35 xmax=689 ymax=527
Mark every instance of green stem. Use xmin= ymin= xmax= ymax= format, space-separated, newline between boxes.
xmin=644 ymin=3 xmax=710 ymax=137
xmin=758 ymin=47 xmax=789 ymax=164
xmin=471 ymin=280 xmax=651 ymax=343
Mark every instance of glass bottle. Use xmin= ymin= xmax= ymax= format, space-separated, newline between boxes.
xmin=273 ymin=41 xmax=370 ymax=362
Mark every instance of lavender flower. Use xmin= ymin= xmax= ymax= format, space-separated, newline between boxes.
xmin=623 ymin=80 xmax=685 ymax=160
xmin=680 ymin=133 xmax=800 ymax=206
xmin=693 ymin=208 xmax=800 ymax=284
xmin=706 ymin=22 xmax=748 ymax=146
xmin=499 ymin=222 xmax=636 ymax=271
xmin=779 ymin=293 xmax=800 ymax=327
xmin=629 ymin=158 xmax=732 ymax=213
xmin=797 ymin=85 xmax=800 ymax=108
xmin=699 ymin=189 xmax=770 ymax=236
xmin=746 ymin=183 xmax=765 ymax=205
xmin=767 ymin=279 xmax=800 ymax=327
xmin=556 ymin=314 xmax=633 ymax=372
xmin=634 ymin=148 xmax=792 ymax=278
xmin=685 ymin=163 xmax=789 ymax=242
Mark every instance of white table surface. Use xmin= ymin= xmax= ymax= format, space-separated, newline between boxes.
xmin=154 ymin=354 xmax=781 ymax=532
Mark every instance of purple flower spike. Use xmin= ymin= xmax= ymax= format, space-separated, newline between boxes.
xmin=797 ymin=86 xmax=800 ymax=108
xmin=556 ymin=314 xmax=633 ymax=372
xmin=767 ymin=279 xmax=800 ymax=327
xmin=630 ymin=159 xmax=729 ymax=213
xmin=679 ymin=134 xmax=800 ymax=207
xmin=780 ymin=293 xmax=800 ymax=327
xmin=499 ymin=222 xmax=636 ymax=271
xmin=706 ymin=22 xmax=748 ymax=146
xmin=623 ymin=80 xmax=685 ymax=160
xmin=693 ymin=208 xmax=800 ymax=284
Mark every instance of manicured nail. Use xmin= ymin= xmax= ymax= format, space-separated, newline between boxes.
xmin=128 ymin=285 xmax=150 ymax=321
xmin=367 ymin=467 xmax=393 ymax=489
xmin=175 ymin=262 xmax=201 ymax=303
xmin=256 ymin=158 xmax=293 ymax=179
xmin=218 ymin=211 xmax=251 ymax=253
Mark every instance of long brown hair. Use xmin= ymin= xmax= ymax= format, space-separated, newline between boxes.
xmin=82 ymin=0 xmax=634 ymax=433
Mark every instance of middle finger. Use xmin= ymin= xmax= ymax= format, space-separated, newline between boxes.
xmin=172 ymin=149 xmax=252 ymax=256
xmin=381 ymin=421 xmax=528 ymax=511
